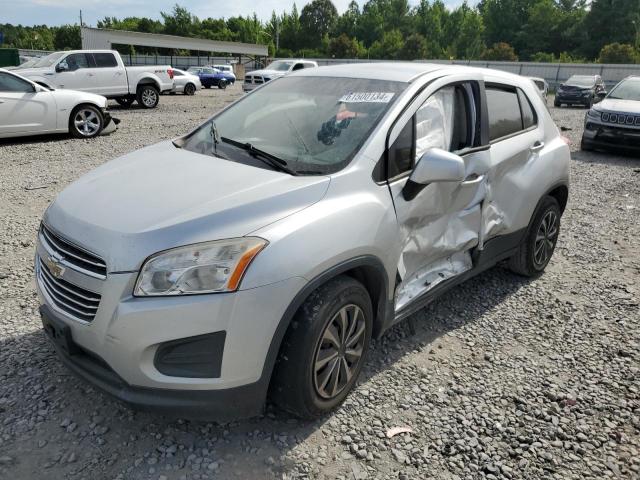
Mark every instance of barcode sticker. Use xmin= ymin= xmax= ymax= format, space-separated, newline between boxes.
xmin=338 ymin=92 xmax=395 ymax=103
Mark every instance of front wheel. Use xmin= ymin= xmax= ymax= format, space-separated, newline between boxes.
xmin=218 ymin=80 xmax=227 ymax=90
xmin=508 ymin=196 xmax=561 ymax=277
xmin=184 ymin=83 xmax=196 ymax=95
xmin=69 ymin=105 xmax=104 ymax=139
xmin=270 ymin=276 xmax=373 ymax=418
xmin=136 ymin=85 xmax=159 ymax=109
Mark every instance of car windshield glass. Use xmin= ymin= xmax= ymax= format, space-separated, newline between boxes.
xmin=266 ymin=61 xmax=293 ymax=72
xmin=607 ymin=79 xmax=640 ymax=101
xmin=566 ymin=76 xmax=595 ymax=87
xmin=180 ymin=76 xmax=406 ymax=174
xmin=32 ymin=52 xmax=66 ymax=68
xmin=187 ymin=67 xmax=200 ymax=73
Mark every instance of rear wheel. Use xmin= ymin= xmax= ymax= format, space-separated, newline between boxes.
xmin=554 ymin=100 xmax=561 ymax=107
xmin=270 ymin=276 xmax=373 ymax=418
xmin=136 ymin=85 xmax=159 ymax=109
xmin=184 ymin=83 xmax=196 ymax=95
xmin=69 ymin=105 xmax=104 ymax=139
xmin=508 ymin=196 xmax=561 ymax=277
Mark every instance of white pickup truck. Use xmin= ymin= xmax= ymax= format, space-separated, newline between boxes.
xmin=15 ymin=50 xmax=174 ymax=109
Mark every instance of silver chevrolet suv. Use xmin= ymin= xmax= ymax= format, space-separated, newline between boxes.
xmin=36 ymin=63 xmax=570 ymax=420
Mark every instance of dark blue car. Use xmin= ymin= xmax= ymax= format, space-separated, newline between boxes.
xmin=186 ymin=67 xmax=234 ymax=89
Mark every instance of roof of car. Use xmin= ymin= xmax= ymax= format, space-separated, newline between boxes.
xmin=290 ymin=62 xmax=468 ymax=83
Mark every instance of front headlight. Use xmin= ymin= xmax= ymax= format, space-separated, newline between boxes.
xmin=134 ymin=237 xmax=267 ymax=296
xmin=586 ymin=108 xmax=601 ymax=119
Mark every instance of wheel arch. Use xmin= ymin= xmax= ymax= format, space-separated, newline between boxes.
xmin=261 ymin=255 xmax=391 ymax=393
xmin=136 ymin=77 xmax=161 ymax=92
xmin=546 ymin=183 xmax=569 ymax=214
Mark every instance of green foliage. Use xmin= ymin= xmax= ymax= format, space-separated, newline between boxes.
xmin=598 ymin=43 xmax=639 ymax=64
xmin=2 ymin=0 xmax=637 ymax=64
xmin=481 ymin=42 xmax=518 ymax=61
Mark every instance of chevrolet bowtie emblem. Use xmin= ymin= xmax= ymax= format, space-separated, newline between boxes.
xmin=44 ymin=255 xmax=65 ymax=278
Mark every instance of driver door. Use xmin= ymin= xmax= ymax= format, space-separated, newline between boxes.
xmin=387 ymin=78 xmax=490 ymax=312
xmin=0 ymin=72 xmax=56 ymax=135
xmin=54 ymin=53 xmax=96 ymax=92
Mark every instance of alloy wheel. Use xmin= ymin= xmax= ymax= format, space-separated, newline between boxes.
xmin=313 ymin=304 xmax=366 ymax=399
xmin=73 ymin=109 xmax=101 ymax=136
xmin=141 ymin=88 xmax=157 ymax=107
xmin=533 ymin=210 xmax=558 ymax=268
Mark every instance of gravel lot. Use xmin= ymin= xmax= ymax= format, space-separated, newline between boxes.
xmin=1 ymin=86 xmax=639 ymax=480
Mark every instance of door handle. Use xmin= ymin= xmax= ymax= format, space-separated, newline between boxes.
xmin=530 ymin=141 xmax=545 ymax=153
xmin=87 ymin=73 xmax=95 ymax=77
xmin=461 ymin=173 xmax=484 ymax=186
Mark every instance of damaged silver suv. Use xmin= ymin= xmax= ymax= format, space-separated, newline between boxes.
xmin=36 ymin=63 xmax=570 ymax=420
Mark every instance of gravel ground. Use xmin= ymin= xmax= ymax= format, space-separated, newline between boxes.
xmin=0 ymin=88 xmax=638 ymax=480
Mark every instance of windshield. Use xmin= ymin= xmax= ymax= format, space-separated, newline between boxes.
xmin=608 ymin=78 xmax=640 ymax=101
xmin=565 ymin=76 xmax=595 ymax=88
xmin=180 ymin=76 xmax=406 ymax=174
xmin=265 ymin=61 xmax=294 ymax=72
xmin=187 ymin=67 xmax=200 ymax=73
xmin=32 ymin=52 xmax=66 ymax=68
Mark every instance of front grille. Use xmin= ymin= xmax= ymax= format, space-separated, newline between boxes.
xmin=40 ymin=225 xmax=106 ymax=277
xmin=601 ymin=112 xmax=640 ymax=127
xmin=38 ymin=256 xmax=101 ymax=322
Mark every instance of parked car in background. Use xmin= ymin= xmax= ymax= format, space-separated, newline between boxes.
xmin=37 ymin=63 xmax=569 ymax=421
xmin=186 ymin=67 xmax=231 ymax=89
xmin=212 ymin=64 xmax=236 ymax=84
xmin=170 ymin=68 xmax=201 ymax=95
xmin=0 ymin=68 xmax=117 ymax=139
xmin=528 ymin=76 xmax=549 ymax=100
xmin=581 ymin=75 xmax=640 ymax=152
xmin=555 ymin=75 xmax=606 ymax=108
xmin=16 ymin=50 xmax=174 ymax=109
xmin=243 ymin=59 xmax=318 ymax=92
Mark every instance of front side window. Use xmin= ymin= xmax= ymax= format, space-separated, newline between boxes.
xmin=59 ymin=53 xmax=89 ymax=71
xmin=415 ymin=87 xmax=455 ymax=159
xmin=0 ymin=72 xmax=34 ymax=93
xmin=180 ymin=76 xmax=406 ymax=175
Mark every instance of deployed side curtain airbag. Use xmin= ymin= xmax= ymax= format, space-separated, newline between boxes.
xmin=415 ymin=87 xmax=455 ymax=159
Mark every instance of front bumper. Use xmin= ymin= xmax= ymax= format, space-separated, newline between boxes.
xmin=582 ymin=120 xmax=640 ymax=152
xmin=555 ymin=93 xmax=591 ymax=105
xmin=35 ymin=233 xmax=306 ymax=418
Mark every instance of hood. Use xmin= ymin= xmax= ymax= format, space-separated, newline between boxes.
xmin=596 ymin=98 xmax=640 ymax=115
xmin=246 ymin=69 xmax=287 ymax=78
xmin=45 ymin=141 xmax=330 ymax=271
xmin=13 ymin=66 xmax=53 ymax=77
xmin=560 ymin=83 xmax=593 ymax=91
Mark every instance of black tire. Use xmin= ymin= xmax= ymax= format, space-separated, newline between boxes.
xmin=184 ymin=83 xmax=196 ymax=95
xmin=69 ymin=104 xmax=104 ymax=139
xmin=115 ymin=96 xmax=135 ymax=108
xmin=218 ymin=80 xmax=227 ymax=90
xmin=580 ymin=138 xmax=592 ymax=151
xmin=270 ymin=275 xmax=373 ymax=419
xmin=136 ymin=85 xmax=159 ymax=109
xmin=508 ymin=196 xmax=561 ymax=277
xmin=204 ymin=85 xmax=211 ymax=89
xmin=554 ymin=100 xmax=560 ymax=107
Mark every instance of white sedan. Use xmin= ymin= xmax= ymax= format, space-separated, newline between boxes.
xmin=0 ymin=68 xmax=118 ymax=139
xmin=171 ymin=68 xmax=202 ymax=95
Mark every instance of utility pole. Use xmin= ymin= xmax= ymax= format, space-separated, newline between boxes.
xmin=79 ymin=10 xmax=83 ymax=27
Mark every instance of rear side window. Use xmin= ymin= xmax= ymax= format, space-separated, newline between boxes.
xmin=486 ymin=86 xmax=537 ymax=141
xmin=93 ymin=53 xmax=118 ymax=68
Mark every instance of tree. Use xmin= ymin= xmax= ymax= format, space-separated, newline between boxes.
xmin=328 ymin=33 xmax=360 ymax=58
xmin=300 ymin=0 xmax=338 ymax=49
xmin=161 ymin=4 xmax=197 ymax=37
xmin=582 ymin=0 xmax=640 ymax=59
xmin=481 ymin=42 xmax=518 ymax=61
xmin=54 ymin=25 xmax=80 ymax=50
xmin=398 ymin=33 xmax=428 ymax=60
xmin=368 ymin=29 xmax=404 ymax=59
xmin=449 ymin=3 xmax=485 ymax=59
xmin=598 ymin=43 xmax=638 ymax=63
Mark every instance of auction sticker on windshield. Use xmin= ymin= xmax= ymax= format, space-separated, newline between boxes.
xmin=339 ymin=92 xmax=395 ymax=103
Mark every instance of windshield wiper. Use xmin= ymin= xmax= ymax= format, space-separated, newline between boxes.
xmin=220 ymin=137 xmax=298 ymax=176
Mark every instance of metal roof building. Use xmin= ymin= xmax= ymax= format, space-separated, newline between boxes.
xmin=81 ymin=27 xmax=268 ymax=57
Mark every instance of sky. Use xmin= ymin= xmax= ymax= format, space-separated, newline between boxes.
xmin=0 ymin=0 xmax=469 ymax=27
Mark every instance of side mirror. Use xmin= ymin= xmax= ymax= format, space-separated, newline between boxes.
xmin=402 ymin=148 xmax=465 ymax=201
xmin=55 ymin=62 xmax=68 ymax=73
